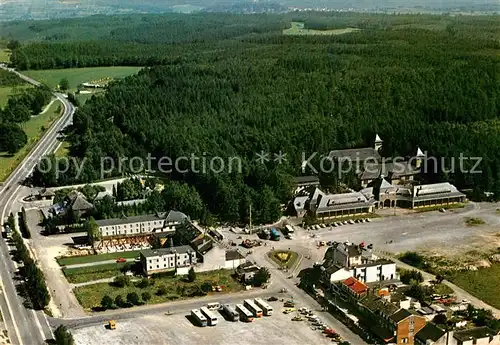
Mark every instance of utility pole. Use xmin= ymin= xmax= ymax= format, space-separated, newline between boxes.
xmin=249 ymin=203 xmax=252 ymax=234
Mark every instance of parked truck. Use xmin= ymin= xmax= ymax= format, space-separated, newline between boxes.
xmin=270 ymin=228 xmax=280 ymax=241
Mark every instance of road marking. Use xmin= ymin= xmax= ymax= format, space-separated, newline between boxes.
xmin=32 ymin=310 xmax=46 ymax=341
xmin=0 ymin=257 xmax=23 ymax=345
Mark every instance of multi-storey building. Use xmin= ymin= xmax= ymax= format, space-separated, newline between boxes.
xmin=140 ymin=245 xmax=197 ymax=276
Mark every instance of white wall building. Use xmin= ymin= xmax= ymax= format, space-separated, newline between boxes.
xmin=322 ymin=241 xmax=397 ymax=284
xmin=140 ymin=246 xmax=197 ymax=276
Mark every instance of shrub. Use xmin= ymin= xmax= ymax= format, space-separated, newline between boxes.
xmin=113 ymin=275 xmax=131 ymax=287
xmin=101 ymin=295 xmax=114 ymax=310
xmin=127 ymin=292 xmax=140 ymax=305
xmin=141 ymin=291 xmax=151 ymax=302
xmin=156 ymin=284 xmax=167 ymax=296
xmin=188 ymin=267 xmax=196 ymax=282
xmin=114 ymin=295 xmax=124 ymax=307
xmin=136 ymin=278 xmax=149 ymax=288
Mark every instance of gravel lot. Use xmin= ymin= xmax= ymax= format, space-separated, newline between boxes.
xmin=73 ymin=305 xmax=333 ymax=345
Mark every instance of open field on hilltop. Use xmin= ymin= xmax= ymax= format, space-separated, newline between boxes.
xmin=24 ymin=66 xmax=142 ymax=90
xmin=283 ymin=21 xmax=360 ymax=35
xmin=63 ymin=262 xmax=128 ymax=284
xmin=0 ymin=99 xmax=62 ymax=182
xmin=74 ymin=269 xmax=243 ymax=310
xmin=57 ymin=250 xmax=143 ymax=266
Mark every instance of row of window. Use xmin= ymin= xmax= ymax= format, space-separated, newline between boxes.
xmin=148 ymin=261 xmax=189 ymax=269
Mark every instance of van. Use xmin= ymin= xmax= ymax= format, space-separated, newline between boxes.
xmin=108 ymin=320 xmax=116 ymax=330
xmin=207 ymin=302 xmax=221 ymax=311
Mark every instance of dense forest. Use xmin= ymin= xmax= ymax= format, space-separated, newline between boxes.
xmin=6 ymin=12 xmax=500 ymax=223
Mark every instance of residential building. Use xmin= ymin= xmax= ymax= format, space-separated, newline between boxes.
xmin=293 ymin=176 xmax=320 ymax=195
xmin=334 ymin=277 xmax=427 ymax=345
xmin=95 ymin=210 xmax=187 ymax=238
xmin=36 ymin=188 xmax=55 ymax=201
xmin=322 ymin=241 xmax=397 ymax=283
xmin=236 ymin=262 xmax=261 ymax=284
xmin=415 ymin=323 xmax=447 ymax=345
xmin=140 ymin=245 xmax=197 ymax=276
xmin=225 ymin=250 xmax=246 ymax=269
xmin=452 ymin=327 xmax=500 ymax=345
xmin=66 ymin=190 xmax=94 ymax=217
xmin=329 ymin=134 xmax=382 ymax=165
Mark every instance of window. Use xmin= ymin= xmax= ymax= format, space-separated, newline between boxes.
xmin=157 ymin=265 xmax=159 ymax=268
xmin=402 ymin=338 xmax=408 ymax=343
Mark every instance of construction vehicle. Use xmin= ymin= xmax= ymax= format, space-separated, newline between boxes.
xmin=108 ymin=320 xmax=116 ymax=330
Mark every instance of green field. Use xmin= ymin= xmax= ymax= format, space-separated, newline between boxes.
xmin=74 ymin=269 xmax=243 ymax=310
xmin=54 ymin=141 xmax=70 ymax=158
xmin=24 ymin=66 xmax=142 ymax=90
xmin=57 ymin=250 xmax=143 ymax=266
xmin=0 ymin=85 xmax=31 ymax=107
xmin=283 ymin=22 xmax=361 ymax=36
xmin=447 ymin=264 xmax=500 ymax=309
xmin=0 ymin=49 xmax=10 ymax=63
xmin=0 ymin=99 xmax=62 ymax=182
xmin=63 ymin=262 xmax=128 ymax=284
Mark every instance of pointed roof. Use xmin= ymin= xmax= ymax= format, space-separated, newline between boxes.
xmin=380 ymin=178 xmax=393 ymax=189
xmin=375 ymin=134 xmax=383 ymax=143
xmin=416 ymin=147 xmax=425 ymax=157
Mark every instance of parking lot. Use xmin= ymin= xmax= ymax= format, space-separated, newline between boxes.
xmin=72 ymin=302 xmax=335 ymax=345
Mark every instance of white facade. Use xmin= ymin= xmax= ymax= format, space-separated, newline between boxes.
xmin=141 ymin=246 xmax=196 ymax=275
xmin=351 ymin=261 xmax=396 ymax=283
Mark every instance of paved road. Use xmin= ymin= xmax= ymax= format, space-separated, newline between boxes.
xmin=0 ymin=66 xmax=76 ymax=345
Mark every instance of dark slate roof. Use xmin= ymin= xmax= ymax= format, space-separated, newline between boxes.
xmin=360 ymin=162 xmax=419 ymax=181
xmin=390 ymin=309 xmax=412 ymax=323
xmin=140 ymin=245 xmax=193 ymax=258
xmin=95 ymin=213 xmax=167 ymax=227
xmin=329 ymin=147 xmax=381 ymax=163
xmin=415 ymin=323 xmax=445 ymax=343
xmin=294 ymin=176 xmax=320 ymax=185
xmin=70 ymin=194 xmax=94 ymax=211
xmin=226 ymin=250 xmax=244 ymax=261
xmin=453 ymin=327 xmax=497 ymax=342
xmin=165 ymin=210 xmax=188 ymax=223
xmin=39 ymin=188 xmax=55 ymax=196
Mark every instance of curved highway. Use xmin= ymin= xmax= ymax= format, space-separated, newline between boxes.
xmin=0 ymin=66 xmax=76 ymax=345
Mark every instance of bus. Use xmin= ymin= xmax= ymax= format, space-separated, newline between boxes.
xmin=236 ymin=304 xmax=254 ymax=322
xmin=222 ymin=304 xmax=239 ymax=322
xmin=254 ymin=298 xmax=273 ymax=316
xmin=200 ymin=306 xmax=218 ymax=326
xmin=244 ymin=299 xmax=263 ymax=318
xmin=191 ymin=309 xmax=208 ymax=327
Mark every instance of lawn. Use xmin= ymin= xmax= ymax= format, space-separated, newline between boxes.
xmin=268 ymin=250 xmax=299 ymax=269
xmin=74 ymin=269 xmax=243 ymax=310
xmin=0 ymin=48 xmax=10 ymax=63
xmin=0 ymin=99 xmax=62 ymax=182
xmin=24 ymin=67 xmax=142 ymax=90
xmin=283 ymin=21 xmax=361 ymax=36
xmin=57 ymin=250 xmax=143 ymax=266
xmin=63 ymin=263 xmax=128 ymax=284
xmin=447 ymin=264 xmax=500 ymax=309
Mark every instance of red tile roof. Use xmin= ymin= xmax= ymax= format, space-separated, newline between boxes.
xmin=343 ymin=277 xmax=369 ymax=295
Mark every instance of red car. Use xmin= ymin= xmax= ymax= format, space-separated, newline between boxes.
xmin=116 ymin=258 xmax=127 ymax=263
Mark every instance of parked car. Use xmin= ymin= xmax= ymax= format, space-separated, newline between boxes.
xmin=268 ymin=296 xmax=279 ymax=302
xmin=116 ymin=258 xmax=127 ymax=263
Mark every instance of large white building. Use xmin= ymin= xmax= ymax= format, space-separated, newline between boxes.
xmin=95 ymin=211 xmax=188 ymax=238
xmin=322 ymin=241 xmax=397 ymax=284
xmin=140 ymin=245 xmax=197 ymax=276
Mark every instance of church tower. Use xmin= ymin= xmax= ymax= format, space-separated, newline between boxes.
xmin=415 ymin=147 xmax=425 ymax=169
xmin=374 ymin=134 xmax=383 ymax=152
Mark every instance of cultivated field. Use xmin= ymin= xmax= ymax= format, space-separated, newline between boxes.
xmin=0 ymin=48 xmax=10 ymax=63
xmin=24 ymin=66 xmax=142 ymax=90
xmin=283 ymin=21 xmax=360 ymax=35
xmin=0 ymin=99 xmax=62 ymax=181
xmin=72 ymin=305 xmax=333 ymax=345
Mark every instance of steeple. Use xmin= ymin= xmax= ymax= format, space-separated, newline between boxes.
xmin=415 ymin=147 xmax=425 ymax=169
xmin=374 ymin=134 xmax=383 ymax=152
